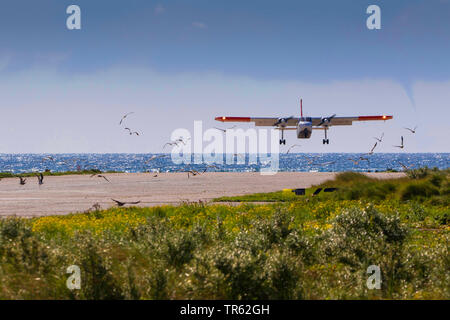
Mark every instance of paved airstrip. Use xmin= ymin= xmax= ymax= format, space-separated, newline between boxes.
xmin=0 ymin=172 xmax=405 ymax=217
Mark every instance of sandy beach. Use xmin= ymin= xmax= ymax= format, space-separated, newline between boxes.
xmin=0 ymin=172 xmax=405 ymax=217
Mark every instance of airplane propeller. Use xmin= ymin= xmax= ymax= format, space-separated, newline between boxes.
xmin=273 ymin=116 xmax=294 ymax=126
xmin=317 ymin=114 xmax=336 ymax=126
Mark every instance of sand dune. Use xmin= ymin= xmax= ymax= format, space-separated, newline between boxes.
xmin=0 ymin=172 xmax=404 ymax=217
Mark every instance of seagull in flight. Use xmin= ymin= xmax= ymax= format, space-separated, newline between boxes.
xmin=174 ymin=137 xmax=190 ymax=145
xmin=305 ymin=155 xmax=320 ymax=165
xmin=145 ymin=155 xmax=168 ymax=163
xmin=163 ymin=137 xmax=189 ymax=149
xmin=124 ymin=128 xmax=140 ymax=136
xmin=111 ymin=199 xmax=141 ymax=207
xmin=214 ymin=125 xmax=236 ymax=133
xmin=313 ymin=161 xmax=336 ymax=166
xmin=397 ymin=161 xmax=415 ymax=171
xmin=119 ymin=112 xmax=134 ymax=125
xmin=90 ymin=174 xmax=110 ymax=182
xmin=374 ymin=133 xmax=384 ymax=143
xmin=393 ymin=136 xmax=405 ymax=149
xmin=404 ymin=126 xmax=417 ymax=134
xmin=367 ymin=142 xmax=378 ymax=155
xmin=348 ymin=156 xmax=370 ymax=165
xmin=202 ymin=164 xmax=219 ymax=173
xmin=286 ymin=144 xmax=301 ymax=154
xmin=163 ymin=141 xmax=180 ymax=149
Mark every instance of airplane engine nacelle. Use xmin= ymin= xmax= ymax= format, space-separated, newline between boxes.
xmin=297 ymin=121 xmax=312 ymax=139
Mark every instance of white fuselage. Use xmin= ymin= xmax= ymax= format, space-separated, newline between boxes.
xmin=297 ymin=118 xmax=312 ymax=138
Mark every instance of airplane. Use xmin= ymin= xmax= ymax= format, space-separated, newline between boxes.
xmin=215 ymin=99 xmax=393 ymax=145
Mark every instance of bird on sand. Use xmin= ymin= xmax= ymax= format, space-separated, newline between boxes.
xmin=151 ymin=168 xmax=161 ymax=177
xmin=119 ymin=112 xmax=134 ymax=125
xmin=36 ymin=173 xmax=44 ymax=185
xmin=393 ymin=136 xmax=405 ymax=149
xmin=90 ymin=174 xmax=110 ymax=182
xmin=19 ymin=177 xmax=27 ymax=185
xmin=404 ymin=126 xmax=417 ymax=134
xmin=111 ymin=199 xmax=141 ymax=207
xmin=187 ymin=170 xmax=200 ymax=178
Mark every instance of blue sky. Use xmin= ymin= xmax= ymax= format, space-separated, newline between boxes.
xmin=0 ymin=0 xmax=449 ymax=153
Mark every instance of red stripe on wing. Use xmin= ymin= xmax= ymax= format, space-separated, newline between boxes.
xmin=215 ymin=117 xmax=251 ymax=122
xmin=357 ymin=115 xmax=393 ymax=121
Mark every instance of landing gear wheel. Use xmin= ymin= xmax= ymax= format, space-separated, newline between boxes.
xmin=280 ymin=139 xmax=286 ymax=145
xmin=323 ymin=129 xmax=329 ymax=145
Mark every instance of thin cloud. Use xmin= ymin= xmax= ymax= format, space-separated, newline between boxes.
xmin=192 ymin=22 xmax=207 ymax=29
xmin=0 ymin=54 xmax=12 ymax=72
xmin=154 ymin=4 xmax=165 ymax=15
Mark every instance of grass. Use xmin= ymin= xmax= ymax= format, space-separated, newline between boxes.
xmin=215 ymin=190 xmax=303 ymax=202
xmin=214 ymin=168 xmax=450 ymax=205
xmin=0 ymin=168 xmax=448 ymax=300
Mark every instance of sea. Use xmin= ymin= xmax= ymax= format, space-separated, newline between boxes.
xmin=0 ymin=153 xmax=448 ymax=174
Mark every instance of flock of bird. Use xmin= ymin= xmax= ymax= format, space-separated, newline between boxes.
xmin=278 ymin=126 xmax=418 ymax=168
xmin=12 ymin=112 xmax=219 ymax=208
xmin=10 ymin=112 xmax=418 ymax=207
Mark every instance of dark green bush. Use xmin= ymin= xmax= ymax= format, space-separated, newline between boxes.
xmin=76 ymin=238 xmax=124 ymax=300
xmin=323 ymin=206 xmax=410 ymax=297
xmin=400 ymin=182 xmax=440 ymax=201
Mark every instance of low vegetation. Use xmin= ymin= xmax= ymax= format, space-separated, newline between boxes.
xmin=0 ymin=169 xmax=119 ymax=179
xmin=216 ymin=168 xmax=449 ymax=206
xmin=0 ymin=168 xmax=448 ymax=299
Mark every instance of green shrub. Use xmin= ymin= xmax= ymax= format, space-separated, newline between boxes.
xmin=253 ymin=209 xmax=293 ymax=245
xmin=164 ymin=230 xmax=197 ymax=270
xmin=214 ymin=246 xmax=268 ymax=299
xmin=334 ymin=172 xmax=372 ymax=184
xmin=323 ymin=206 xmax=410 ymax=297
xmin=76 ymin=238 xmax=124 ymax=300
xmin=0 ymin=218 xmax=32 ymax=241
xmin=148 ymin=266 xmax=169 ymax=299
xmin=400 ymin=182 xmax=440 ymax=201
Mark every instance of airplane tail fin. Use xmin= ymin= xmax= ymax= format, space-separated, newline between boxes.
xmin=300 ymin=98 xmax=303 ymax=118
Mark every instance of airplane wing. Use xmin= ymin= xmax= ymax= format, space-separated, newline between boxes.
xmin=214 ymin=117 xmax=299 ymax=127
xmin=215 ymin=115 xmax=393 ymax=127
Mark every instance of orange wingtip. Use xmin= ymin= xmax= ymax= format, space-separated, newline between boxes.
xmin=358 ymin=115 xmax=393 ymax=121
xmin=215 ymin=117 xmax=251 ymax=122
